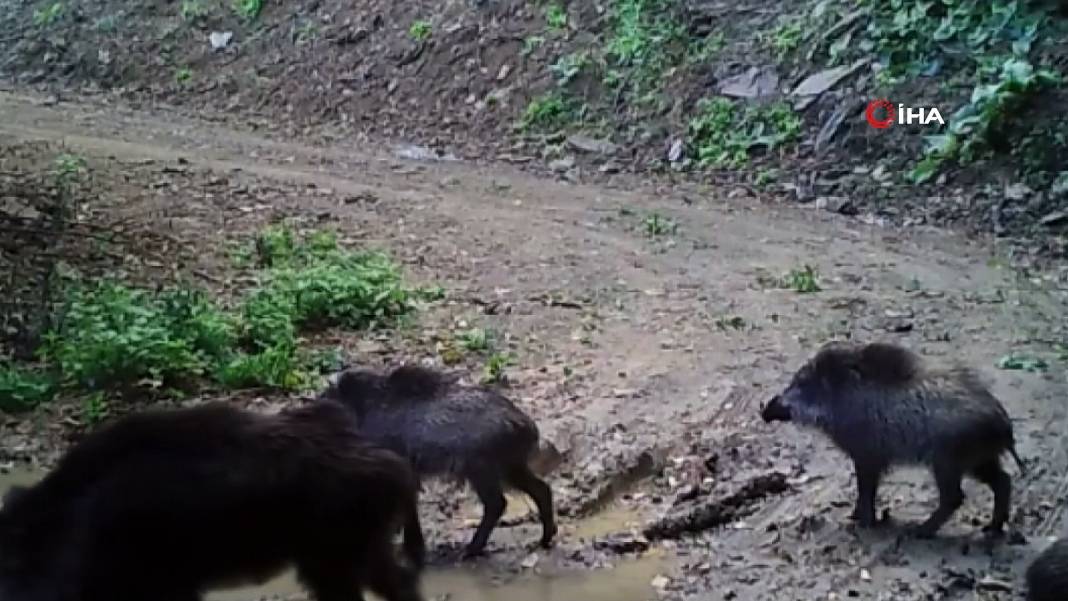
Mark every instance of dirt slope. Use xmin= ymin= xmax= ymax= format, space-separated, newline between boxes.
xmin=2 ymin=89 xmax=1067 ymax=599
xmin=3 ymin=0 xmax=1067 ymax=261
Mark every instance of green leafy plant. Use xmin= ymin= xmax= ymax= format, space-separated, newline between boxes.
xmin=175 ymin=67 xmax=193 ymax=85
xmin=232 ymin=0 xmax=263 ymax=20
xmin=642 ymin=213 xmax=677 ymax=237
xmin=551 ymin=52 xmax=591 ymax=86
xmin=409 ymin=19 xmax=432 ymax=42
xmin=458 ymin=327 xmax=493 ymax=353
xmin=545 ymin=3 xmax=567 ymax=30
xmin=518 ymin=93 xmax=573 ymax=131
xmin=482 ymin=352 xmax=516 ymax=384
xmin=787 ymin=265 xmax=821 ymax=293
xmin=0 ymin=365 xmax=57 ymax=413
xmin=180 ymin=0 xmax=206 ymax=20
xmin=910 ymin=58 xmax=1060 ymax=183
xmin=688 ymin=98 xmax=802 ymax=168
xmin=32 ymin=2 xmax=64 ymax=26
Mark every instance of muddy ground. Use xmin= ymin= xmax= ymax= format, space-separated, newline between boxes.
xmin=1 ymin=88 xmax=1068 ymax=600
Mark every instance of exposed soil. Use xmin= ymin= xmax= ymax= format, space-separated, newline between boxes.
xmin=2 ymin=89 xmax=1067 ymax=600
xmin=2 ymin=0 xmax=1067 ymax=263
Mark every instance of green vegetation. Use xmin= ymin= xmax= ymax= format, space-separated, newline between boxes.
xmin=458 ymin=327 xmax=493 ymax=353
xmin=764 ymin=18 xmax=804 ymax=61
xmin=179 ymin=0 xmax=206 ymax=20
xmin=482 ymin=352 xmax=516 ymax=384
xmin=32 ymin=2 xmax=64 ymax=26
xmin=409 ymin=19 xmax=432 ymax=42
xmin=175 ymin=67 xmax=193 ymax=84
xmin=232 ymin=0 xmax=263 ymax=20
xmin=0 ymin=226 xmax=430 ymax=413
xmin=523 ymin=35 xmax=546 ymax=56
xmin=786 ymin=265 xmax=821 ymax=294
xmin=688 ymin=98 xmax=802 ymax=168
xmin=642 ymin=213 xmax=677 ymax=237
xmin=910 ymin=58 xmax=1060 ymax=182
xmin=518 ymin=93 xmax=574 ymax=131
xmin=545 ymin=3 xmax=568 ymax=31
xmin=603 ymin=0 xmax=686 ymax=101
xmin=550 ymin=51 xmax=592 ymax=86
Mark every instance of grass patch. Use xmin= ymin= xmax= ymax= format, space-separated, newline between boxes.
xmin=688 ymin=98 xmax=802 ymax=168
xmin=642 ymin=213 xmax=677 ymax=237
xmin=1 ymin=226 xmax=429 ymax=412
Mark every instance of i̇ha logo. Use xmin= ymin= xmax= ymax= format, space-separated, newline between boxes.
xmin=865 ymin=99 xmax=944 ymax=129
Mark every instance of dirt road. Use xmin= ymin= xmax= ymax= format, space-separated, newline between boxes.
xmin=1 ymin=90 xmax=1066 ymax=600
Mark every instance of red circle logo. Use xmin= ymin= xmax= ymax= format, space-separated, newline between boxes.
xmin=865 ymin=99 xmax=895 ymax=129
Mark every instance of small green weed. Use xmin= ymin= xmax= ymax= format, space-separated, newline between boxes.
xmin=518 ymin=93 xmax=572 ymax=131
xmin=232 ymin=0 xmax=263 ymax=20
xmin=787 ymin=265 xmax=821 ymax=293
xmin=642 ymin=213 xmax=677 ymax=237
xmin=52 ymin=153 xmax=86 ymax=184
xmin=179 ymin=0 xmax=206 ymax=20
xmin=765 ymin=19 xmax=804 ymax=61
xmin=175 ymin=67 xmax=193 ymax=85
xmin=688 ymin=32 xmax=725 ymax=65
xmin=482 ymin=352 xmax=516 ymax=384
xmin=550 ymin=52 xmax=591 ymax=86
xmin=545 ymin=3 xmax=567 ymax=30
xmin=997 ymin=352 xmax=1049 ymax=372
xmin=523 ymin=35 xmax=546 ymax=56
xmin=458 ymin=327 xmax=493 ymax=353
xmin=409 ymin=19 xmax=432 ymax=42
xmin=32 ymin=2 xmax=63 ymax=26
xmin=82 ymin=392 xmax=109 ymax=424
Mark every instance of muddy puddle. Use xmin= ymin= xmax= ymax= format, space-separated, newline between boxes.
xmin=207 ymin=553 xmax=666 ymax=601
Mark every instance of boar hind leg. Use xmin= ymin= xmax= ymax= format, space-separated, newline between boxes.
xmin=972 ymin=457 xmax=1011 ymax=535
xmin=914 ymin=458 xmax=964 ymax=538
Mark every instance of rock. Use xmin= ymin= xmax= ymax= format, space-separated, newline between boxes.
xmin=1039 ymin=211 xmax=1067 ymax=227
xmin=567 ymin=134 xmax=617 ymax=155
xmin=209 ymin=31 xmax=233 ymax=51
xmin=792 ymin=61 xmax=865 ymax=96
xmin=667 ymin=139 xmax=685 ymax=163
xmin=651 ymin=575 xmax=671 ymax=590
xmin=520 ymin=553 xmax=540 ymax=569
xmin=1004 ymin=182 xmax=1032 ymax=201
xmin=549 ymin=157 xmax=575 ymax=173
xmin=719 ymin=66 xmax=779 ymax=99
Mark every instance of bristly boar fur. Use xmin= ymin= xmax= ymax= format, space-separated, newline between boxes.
xmin=0 ymin=401 xmax=425 ymax=601
xmin=1027 ymin=537 xmax=1068 ymax=601
xmin=762 ymin=341 xmax=1025 ymax=538
xmin=321 ymin=364 xmax=557 ymax=559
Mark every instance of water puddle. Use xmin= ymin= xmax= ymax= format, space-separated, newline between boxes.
xmin=0 ymin=465 xmax=40 ymax=504
xmin=208 ymin=552 xmax=666 ymax=601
